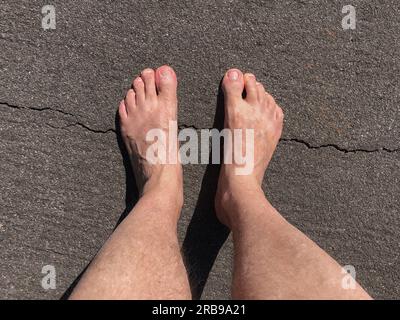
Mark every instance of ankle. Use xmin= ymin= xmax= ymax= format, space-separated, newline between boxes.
xmin=215 ymin=175 xmax=263 ymax=228
xmin=142 ymin=166 xmax=184 ymax=209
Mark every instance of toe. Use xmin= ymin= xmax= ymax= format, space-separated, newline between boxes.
xmin=222 ymin=68 xmax=244 ymax=102
xmin=155 ymin=65 xmax=177 ymax=102
xmin=118 ymin=100 xmax=128 ymax=119
xmin=256 ymin=82 xmax=266 ymax=102
xmin=244 ymin=73 xmax=258 ymax=104
xmin=264 ymin=90 xmax=276 ymax=111
xmin=276 ymin=105 xmax=284 ymax=120
xmin=141 ymin=68 xmax=157 ymax=100
xmin=265 ymin=90 xmax=276 ymax=104
xmin=133 ymin=76 xmax=145 ymax=105
xmin=124 ymin=89 xmax=136 ymax=113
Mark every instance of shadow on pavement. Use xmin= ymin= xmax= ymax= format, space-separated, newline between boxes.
xmin=182 ymin=84 xmax=230 ymax=300
xmin=62 ymin=85 xmax=230 ymax=300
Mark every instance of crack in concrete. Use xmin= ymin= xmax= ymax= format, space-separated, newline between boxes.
xmin=177 ymin=127 xmax=400 ymax=154
xmin=1 ymin=101 xmax=115 ymax=134
xmin=1 ymin=101 xmax=399 ymax=154
xmin=280 ymin=138 xmax=400 ymax=154
xmin=178 ymin=124 xmax=204 ymax=131
xmin=0 ymin=101 xmax=77 ymax=118
xmin=24 ymin=244 xmax=87 ymax=262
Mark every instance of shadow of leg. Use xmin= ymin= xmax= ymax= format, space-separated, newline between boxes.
xmin=182 ymin=85 xmax=230 ymax=300
xmin=60 ymin=111 xmax=138 ymax=299
xmin=113 ymin=111 xmax=139 ymax=225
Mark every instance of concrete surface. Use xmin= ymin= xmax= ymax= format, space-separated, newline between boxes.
xmin=0 ymin=0 xmax=399 ymax=299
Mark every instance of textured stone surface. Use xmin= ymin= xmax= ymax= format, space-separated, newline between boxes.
xmin=0 ymin=0 xmax=399 ymax=299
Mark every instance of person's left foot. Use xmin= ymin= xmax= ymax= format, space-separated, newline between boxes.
xmin=119 ymin=66 xmax=182 ymax=200
xmin=215 ymin=69 xmax=284 ymax=228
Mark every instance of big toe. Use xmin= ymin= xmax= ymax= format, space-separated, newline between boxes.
xmin=222 ymin=69 xmax=244 ymax=102
xmin=155 ymin=65 xmax=177 ymax=102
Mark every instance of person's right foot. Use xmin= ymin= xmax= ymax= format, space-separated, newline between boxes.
xmin=119 ymin=65 xmax=183 ymax=209
xmin=215 ymin=69 xmax=284 ymax=228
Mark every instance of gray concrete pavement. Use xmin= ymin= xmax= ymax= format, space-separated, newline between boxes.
xmin=0 ymin=0 xmax=399 ymax=299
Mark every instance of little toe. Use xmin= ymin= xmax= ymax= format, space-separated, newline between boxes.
xmin=276 ymin=106 xmax=284 ymax=120
xmin=118 ymin=99 xmax=128 ymax=120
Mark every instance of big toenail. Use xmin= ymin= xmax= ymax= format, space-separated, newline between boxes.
xmin=160 ymin=69 xmax=171 ymax=79
xmin=228 ymin=70 xmax=239 ymax=81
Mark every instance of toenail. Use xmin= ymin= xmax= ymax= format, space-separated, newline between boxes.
xmin=160 ymin=68 xmax=171 ymax=79
xmin=142 ymin=68 xmax=153 ymax=75
xmin=228 ymin=70 xmax=239 ymax=81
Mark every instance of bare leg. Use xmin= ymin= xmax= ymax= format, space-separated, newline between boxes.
xmin=70 ymin=66 xmax=191 ymax=300
xmin=215 ymin=69 xmax=371 ymax=300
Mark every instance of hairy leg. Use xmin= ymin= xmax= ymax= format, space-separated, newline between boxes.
xmin=216 ymin=69 xmax=371 ymax=300
xmin=70 ymin=66 xmax=191 ymax=300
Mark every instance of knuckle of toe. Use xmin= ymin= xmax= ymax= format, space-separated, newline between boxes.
xmin=134 ymin=78 xmax=143 ymax=86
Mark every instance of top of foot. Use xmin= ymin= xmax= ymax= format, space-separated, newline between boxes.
xmin=216 ymin=68 xmax=284 ymax=227
xmin=220 ymin=68 xmax=284 ymax=184
xmin=118 ymin=65 xmax=182 ymax=196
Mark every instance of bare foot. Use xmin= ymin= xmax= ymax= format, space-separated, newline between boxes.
xmin=215 ymin=69 xmax=284 ymax=228
xmin=119 ymin=65 xmax=183 ymax=209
